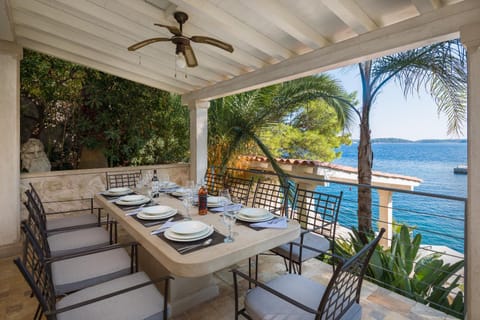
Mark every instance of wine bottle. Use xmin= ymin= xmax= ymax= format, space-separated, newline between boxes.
xmin=151 ymin=170 xmax=159 ymax=198
xmin=198 ymin=184 xmax=208 ymax=215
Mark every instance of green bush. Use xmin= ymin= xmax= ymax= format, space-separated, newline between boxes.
xmin=335 ymin=225 xmax=464 ymax=318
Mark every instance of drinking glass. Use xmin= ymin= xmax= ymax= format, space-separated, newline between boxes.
xmin=182 ymin=189 xmax=193 ymax=220
xmin=159 ymin=173 xmax=170 ymax=188
xmin=220 ymin=189 xmax=235 ymax=242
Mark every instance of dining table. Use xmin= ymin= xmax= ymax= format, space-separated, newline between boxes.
xmin=95 ymin=190 xmax=300 ymax=314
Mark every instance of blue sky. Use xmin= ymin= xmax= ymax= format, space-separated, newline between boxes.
xmin=326 ymin=67 xmax=467 ymax=141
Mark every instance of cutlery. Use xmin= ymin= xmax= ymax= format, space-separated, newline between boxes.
xmin=150 ymin=218 xmax=176 ymax=234
xmin=146 ymin=217 xmax=174 ymax=228
xmin=177 ymin=238 xmax=213 ymax=253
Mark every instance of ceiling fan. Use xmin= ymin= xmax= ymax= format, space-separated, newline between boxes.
xmin=128 ymin=11 xmax=234 ymax=68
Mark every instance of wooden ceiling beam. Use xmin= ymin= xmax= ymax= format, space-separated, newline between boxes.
xmin=241 ymin=1 xmax=330 ymax=50
xmin=0 ymin=0 xmax=14 ymax=41
xmin=168 ymin=0 xmax=293 ymax=60
xmin=412 ymin=0 xmax=442 ymax=14
xmin=321 ymin=0 xmax=378 ymax=34
xmin=182 ymin=0 xmax=480 ymax=103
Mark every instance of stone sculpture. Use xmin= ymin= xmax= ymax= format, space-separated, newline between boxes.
xmin=21 ymin=138 xmax=51 ymax=173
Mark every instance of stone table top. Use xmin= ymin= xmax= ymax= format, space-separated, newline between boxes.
xmin=95 ymin=193 xmax=300 ymax=278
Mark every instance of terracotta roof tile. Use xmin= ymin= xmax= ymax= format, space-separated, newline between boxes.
xmin=239 ymin=155 xmax=422 ymax=183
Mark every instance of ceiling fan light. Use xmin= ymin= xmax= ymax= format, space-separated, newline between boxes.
xmin=176 ymin=53 xmax=187 ymax=68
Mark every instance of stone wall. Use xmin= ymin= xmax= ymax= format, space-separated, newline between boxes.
xmin=19 ymin=164 xmax=190 ymax=220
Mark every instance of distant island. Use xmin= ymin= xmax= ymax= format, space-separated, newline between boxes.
xmin=352 ymin=138 xmax=467 ymax=143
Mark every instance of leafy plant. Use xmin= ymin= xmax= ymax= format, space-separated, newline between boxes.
xmin=335 ymin=225 xmax=464 ymax=318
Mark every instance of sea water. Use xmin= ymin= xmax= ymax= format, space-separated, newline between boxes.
xmin=326 ymin=142 xmax=467 ymax=253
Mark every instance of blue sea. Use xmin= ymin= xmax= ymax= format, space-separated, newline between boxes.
xmin=323 ymin=142 xmax=467 ymax=253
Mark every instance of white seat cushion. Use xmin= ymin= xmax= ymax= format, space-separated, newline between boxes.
xmin=245 ymin=274 xmax=361 ymax=320
xmin=47 ymin=214 xmax=99 ymax=232
xmin=271 ymin=231 xmax=330 ymax=263
xmin=48 ymin=227 xmax=110 ymax=257
xmin=57 ymin=272 xmax=168 ymax=320
xmin=52 ymin=247 xmax=131 ymax=295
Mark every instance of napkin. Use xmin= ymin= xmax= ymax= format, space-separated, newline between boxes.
xmin=210 ymin=203 xmax=243 ymax=213
xmin=250 ymin=217 xmax=288 ymax=229
xmin=150 ymin=220 xmax=179 ymax=235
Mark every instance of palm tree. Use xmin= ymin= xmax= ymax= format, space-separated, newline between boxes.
xmin=208 ymin=74 xmax=355 ymax=189
xmin=353 ymin=39 xmax=466 ymax=239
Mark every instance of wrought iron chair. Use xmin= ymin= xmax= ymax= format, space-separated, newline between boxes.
xmin=271 ymin=189 xmax=343 ymax=274
xmin=204 ymin=170 xmax=226 ymax=196
xmin=20 ymin=219 xmax=137 ymax=296
xmin=15 ymin=223 xmax=171 ymax=320
xmin=232 ymin=229 xmax=385 ymax=320
xmin=25 ymin=191 xmax=116 ymax=257
xmin=28 ymin=182 xmax=103 ymax=233
xmin=251 ymin=180 xmax=297 ymax=216
xmin=106 ymin=170 xmax=141 ymax=189
xmin=225 ymin=175 xmax=254 ymax=205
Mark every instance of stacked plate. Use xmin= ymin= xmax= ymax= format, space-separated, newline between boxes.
xmin=159 ymin=182 xmax=178 ymax=191
xmin=164 ymin=221 xmax=214 ymax=242
xmin=237 ymin=208 xmax=273 ymax=222
xmin=206 ymin=196 xmax=230 ymax=208
xmin=115 ymin=194 xmax=150 ymax=206
xmin=171 ymin=188 xmax=190 ymax=197
xmin=103 ymin=187 xmax=132 ymax=196
xmin=137 ymin=205 xmax=177 ymax=220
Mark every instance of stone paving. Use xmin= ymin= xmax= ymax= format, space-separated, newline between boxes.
xmin=1 ymin=251 xmax=458 ymax=320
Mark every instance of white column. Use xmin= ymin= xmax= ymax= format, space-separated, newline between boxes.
xmin=188 ymin=100 xmax=210 ymax=184
xmin=377 ymin=190 xmax=393 ymax=248
xmin=0 ymin=41 xmax=22 ymax=250
xmin=461 ymin=22 xmax=480 ymax=320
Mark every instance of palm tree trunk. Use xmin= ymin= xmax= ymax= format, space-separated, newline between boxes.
xmin=357 ymin=61 xmax=373 ymax=242
xmin=358 ymin=117 xmax=373 ymax=238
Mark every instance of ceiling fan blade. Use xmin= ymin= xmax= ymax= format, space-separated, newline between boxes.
xmin=128 ymin=37 xmax=171 ymax=51
xmin=183 ymin=44 xmax=198 ymax=67
xmin=154 ymin=23 xmax=181 ymax=36
xmin=190 ymin=36 xmax=234 ymax=53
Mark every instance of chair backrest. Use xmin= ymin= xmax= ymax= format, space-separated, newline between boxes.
xmin=317 ymin=229 xmax=385 ymax=320
xmin=204 ymin=171 xmax=225 ymax=196
xmin=106 ymin=171 xmax=141 ymax=189
xmin=15 ymin=222 xmax=57 ymax=318
xmin=28 ymin=182 xmax=47 ymax=218
xmin=292 ymin=189 xmax=343 ymax=240
xmin=224 ymin=175 xmax=253 ymax=205
xmin=252 ymin=181 xmax=297 ymax=216
xmin=24 ymin=191 xmax=52 ymax=258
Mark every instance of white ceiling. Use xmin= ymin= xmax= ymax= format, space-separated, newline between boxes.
xmin=2 ymin=0 xmax=478 ymax=101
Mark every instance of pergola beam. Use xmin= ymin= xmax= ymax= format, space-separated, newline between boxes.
xmin=182 ymin=0 xmax=480 ymax=103
xmin=321 ymin=0 xmax=378 ymax=34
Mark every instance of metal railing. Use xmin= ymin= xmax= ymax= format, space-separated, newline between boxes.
xmin=222 ymin=167 xmax=466 ymax=318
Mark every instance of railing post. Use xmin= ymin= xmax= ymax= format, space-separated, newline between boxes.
xmin=377 ymin=190 xmax=393 ymax=248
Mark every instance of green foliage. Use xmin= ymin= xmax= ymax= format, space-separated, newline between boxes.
xmin=335 ymin=225 xmax=464 ymax=318
xmin=258 ymin=100 xmax=351 ymax=160
xmin=20 ymin=49 xmax=189 ymax=169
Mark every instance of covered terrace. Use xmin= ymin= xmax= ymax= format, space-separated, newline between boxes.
xmin=0 ymin=0 xmax=479 ymax=318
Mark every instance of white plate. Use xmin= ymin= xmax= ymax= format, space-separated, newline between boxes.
xmin=237 ymin=212 xmax=274 ymax=222
xmin=164 ymin=226 xmax=214 ymax=242
xmin=171 ymin=189 xmax=189 ymax=197
xmin=136 ymin=209 xmax=177 ymax=220
xmin=119 ymin=195 xmax=145 ymax=202
xmin=171 ymin=221 xmax=209 ymax=235
xmin=207 ymin=196 xmax=228 ymax=205
xmin=238 ymin=207 xmax=270 ymax=218
xmin=142 ymin=205 xmax=175 ymax=216
xmin=116 ymin=196 xmax=150 ymax=206
xmin=160 ymin=182 xmax=177 ymax=188
xmin=103 ymin=187 xmax=132 ymax=196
